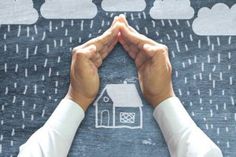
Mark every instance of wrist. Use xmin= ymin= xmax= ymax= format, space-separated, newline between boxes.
xmin=65 ymin=94 xmax=91 ymax=112
xmin=66 ymin=85 xmax=94 ymax=111
xmin=149 ymin=89 xmax=175 ymax=108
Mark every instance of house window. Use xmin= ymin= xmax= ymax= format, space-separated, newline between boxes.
xmin=103 ymin=96 xmax=109 ymax=102
xmin=120 ymin=112 xmax=135 ymax=124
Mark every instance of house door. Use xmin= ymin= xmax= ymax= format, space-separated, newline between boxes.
xmin=100 ymin=110 xmax=110 ymax=126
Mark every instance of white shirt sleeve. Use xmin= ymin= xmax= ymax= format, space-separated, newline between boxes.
xmin=153 ymin=97 xmax=223 ymax=157
xmin=18 ymin=98 xmax=85 ymax=157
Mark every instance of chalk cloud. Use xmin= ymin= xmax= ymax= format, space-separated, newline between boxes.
xmin=0 ymin=0 xmax=38 ymax=24
xmin=192 ymin=3 xmax=236 ymax=36
xmin=150 ymin=0 xmax=194 ymax=19
xmin=101 ymin=0 xmax=146 ymax=12
xmin=40 ymin=0 xmax=97 ymax=19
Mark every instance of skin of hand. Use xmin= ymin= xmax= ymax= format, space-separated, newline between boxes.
xmin=117 ymin=15 xmax=175 ymax=108
xmin=65 ymin=17 xmax=122 ymax=111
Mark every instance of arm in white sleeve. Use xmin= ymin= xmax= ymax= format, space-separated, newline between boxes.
xmin=153 ymin=97 xmax=223 ymax=157
xmin=18 ymin=98 xmax=85 ymax=157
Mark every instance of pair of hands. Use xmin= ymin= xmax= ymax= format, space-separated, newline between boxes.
xmin=66 ymin=15 xmax=175 ymax=111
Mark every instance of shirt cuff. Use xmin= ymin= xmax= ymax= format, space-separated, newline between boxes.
xmin=44 ymin=98 xmax=85 ymax=138
xmin=153 ymin=97 xmax=196 ymax=145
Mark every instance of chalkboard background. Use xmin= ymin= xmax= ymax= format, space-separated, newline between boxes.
xmin=0 ymin=0 xmax=235 ymax=156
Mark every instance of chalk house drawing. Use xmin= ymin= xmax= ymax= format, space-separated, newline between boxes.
xmin=94 ymin=84 xmax=143 ymax=129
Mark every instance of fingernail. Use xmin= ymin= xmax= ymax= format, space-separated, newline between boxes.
xmin=119 ymin=14 xmax=126 ymax=18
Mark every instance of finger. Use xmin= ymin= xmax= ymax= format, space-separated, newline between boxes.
xmin=103 ymin=22 xmax=121 ymax=41
xmin=118 ymin=14 xmax=129 ymax=27
xmin=94 ymin=22 xmax=123 ymax=58
xmin=120 ymin=24 xmax=157 ymax=48
xmin=143 ymin=44 xmax=168 ymax=58
xmin=118 ymin=14 xmax=138 ymax=34
xmin=73 ymin=44 xmax=97 ymax=59
xmin=119 ymin=25 xmax=145 ymax=49
xmin=119 ymin=35 xmax=137 ymax=59
xmin=80 ymin=22 xmax=120 ymax=50
xmin=91 ymin=51 xmax=100 ymax=62
xmin=100 ymin=37 xmax=118 ymax=59
xmin=135 ymin=50 xmax=149 ymax=69
xmin=93 ymin=54 xmax=103 ymax=68
xmin=96 ymin=29 xmax=119 ymax=59
xmin=93 ymin=22 xmax=120 ymax=50
xmin=128 ymin=25 xmax=139 ymax=34
xmin=117 ymin=14 xmax=136 ymax=34
xmin=143 ymin=44 xmax=157 ymax=58
xmin=119 ymin=33 xmax=143 ymax=58
xmin=84 ymin=44 xmax=97 ymax=59
xmin=112 ymin=16 xmax=119 ymax=26
xmin=119 ymin=35 xmax=130 ymax=52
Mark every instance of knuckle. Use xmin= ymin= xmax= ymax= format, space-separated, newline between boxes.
xmin=72 ymin=47 xmax=78 ymax=55
xmin=72 ymin=50 xmax=84 ymax=59
xmin=160 ymin=44 xmax=168 ymax=53
xmin=155 ymin=45 xmax=169 ymax=57
xmin=95 ymin=58 xmax=102 ymax=68
xmin=72 ymin=46 xmax=82 ymax=55
xmin=163 ymin=45 xmax=169 ymax=52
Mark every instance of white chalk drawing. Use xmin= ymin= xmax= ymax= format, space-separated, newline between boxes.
xmin=40 ymin=0 xmax=97 ymax=19
xmin=101 ymin=0 xmax=146 ymax=12
xmin=0 ymin=0 xmax=38 ymax=24
xmin=192 ymin=3 xmax=236 ymax=36
xmin=1 ymin=4 xmax=235 ymax=155
xmin=94 ymin=84 xmax=143 ymax=129
xmin=150 ymin=0 xmax=194 ymax=19
xmin=120 ymin=112 xmax=135 ymax=123
xmin=124 ymin=77 xmax=138 ymax=84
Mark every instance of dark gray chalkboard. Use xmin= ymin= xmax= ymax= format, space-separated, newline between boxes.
xmin=0 ymin=0 xmax=235 ymax=156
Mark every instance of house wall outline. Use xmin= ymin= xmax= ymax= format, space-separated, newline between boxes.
xmin=94 ymin=84 xmax=143 ymax=129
